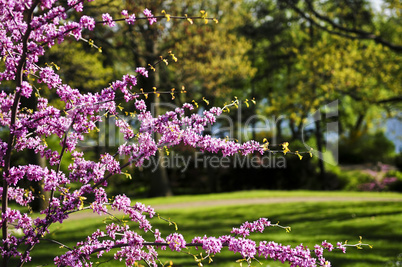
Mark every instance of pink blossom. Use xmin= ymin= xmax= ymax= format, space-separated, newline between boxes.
xmin=80 ymin=16 xmax=96 ymax=30
xmin=135 ymin=67 xmax=148 ymax=77
xmin=143 ymin=8 xmax=157 ymax=25
xmin=16 ymin=81 xmax=33 ymax=98
xmin=102 ymin=13 xmax=115 ymax=27
xmin=166 ymin=233 xmax=186 ymax=252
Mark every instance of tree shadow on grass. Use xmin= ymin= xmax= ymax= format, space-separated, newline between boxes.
xmin=8 ymin=200 xmax=402 ymax=266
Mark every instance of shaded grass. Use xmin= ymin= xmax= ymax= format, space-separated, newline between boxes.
xmin=11 ymin=191 xmax=402 ymax=266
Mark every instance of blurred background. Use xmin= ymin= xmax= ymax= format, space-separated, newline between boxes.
xmin=22 ymin=0 xmax=402 ymax=199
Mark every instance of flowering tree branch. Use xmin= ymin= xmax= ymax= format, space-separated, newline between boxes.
xmin=0 ymin=1 xmax=369 ymax=266
xmin=2 ymin=2 xmax=39 ymax=266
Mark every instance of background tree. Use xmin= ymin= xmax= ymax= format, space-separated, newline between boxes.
xmin=68 ymin=0 xmax=257 ymax=196
xmin=238 ymin=0 xmax=401 ymax=187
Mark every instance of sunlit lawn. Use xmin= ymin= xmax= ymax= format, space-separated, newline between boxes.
xmin=13 ymin=191 xmax=402 ymax=266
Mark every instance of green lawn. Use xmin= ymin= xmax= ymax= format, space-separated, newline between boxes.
xmin=134 ymin=190 xmax=402 ymax=206
xmin=13 ymin=191 xmax=402 ymax=266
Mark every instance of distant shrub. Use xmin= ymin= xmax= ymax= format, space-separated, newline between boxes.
xmin=339 ymin=170 xmax=374 ymax=191
xmin=339 ymin=164 xmax=402 ymax=192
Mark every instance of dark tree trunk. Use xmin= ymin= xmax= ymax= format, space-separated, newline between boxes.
xmin=276 ymin=117 xmax=283 ymax=143
xmin=315 ymin=119 xmax=326 ymax=181
xmin=145 ymin=31 xmax=172 ymax=197
xmin=29 ymin=151 xmax=50 ymax=212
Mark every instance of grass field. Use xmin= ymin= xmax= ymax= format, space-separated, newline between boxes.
xmin=12 ymin=190 xmax=402 ymax=266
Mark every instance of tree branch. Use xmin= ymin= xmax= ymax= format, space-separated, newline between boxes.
xmin=376 ymin=96 xmax=402 ymax=104
xmin=2 ymin=2 xmax=39 ymax=266
xmin=285 ymin=0 xmax=402 ymax=52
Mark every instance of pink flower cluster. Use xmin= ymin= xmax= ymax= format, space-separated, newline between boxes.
xmin=50 ymin=216 xmax=349 ymax=267
xmin=102 ymin=13 xmax=115 ymax=27
xmin=166 ymin=233 xmax=187 ymax=252
xmin=143 ymin=8 xmax=157 ymax=25
xmin=53 ymin=202 xmax=159 ymax=266
xmin=188 ymin=219 xmax=349 ymax=265
xmin=121 ymin=10 xmax=136 ymax=25
xmin=231 ymin=217 xmax=272 ymax=237
xmin=192 ymin=236 xmax=223 ymax=254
